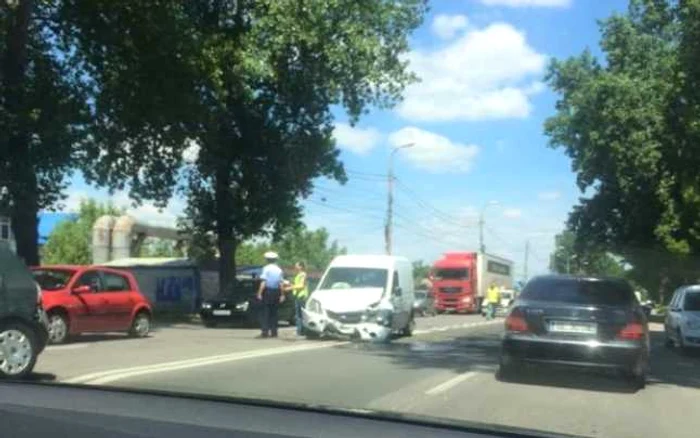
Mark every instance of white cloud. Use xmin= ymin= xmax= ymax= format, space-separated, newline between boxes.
xmin=388 ymin=127 xmax=479 ymax=173
xmin=538 ymin=191 xmax=561 ymax=201
xmin=503 ymin=208 xmax=522 ymax=219
xmin=479 ymin=0 xmax=571 ymax=7
xmin=431 ymin=14 xmax=469 ymax=40
xmin=398 ymin=22 xmax=546 ymax=122
xmin=333 ymin=122 xmax=382 ymax=155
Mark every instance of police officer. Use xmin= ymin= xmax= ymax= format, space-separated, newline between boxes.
xmin=256 ymin=251 xmax=284 ymax=338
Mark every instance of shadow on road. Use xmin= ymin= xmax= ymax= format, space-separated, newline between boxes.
xmin=24 ymin=372 xmax=57 ymax=382
xmin=345 ymin=326 xmax=700 ymax=394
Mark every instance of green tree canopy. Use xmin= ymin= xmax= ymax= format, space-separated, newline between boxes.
xmin=1 ymin=0 xmax=90 ymax=265
xmin=41 ymin=199 xmax=123 ymax=265
xmin=171 ymin=0 xmax=427 ymax=292
xmin=544 ymin=0 xmax=700 ymax=301
xmin=235 ymin=224 xmax=346 ymax=272
xmin=549 ymin=230 xmax=626 ymax=278
xmin=412 ymin=260 xmax=431 ymax=284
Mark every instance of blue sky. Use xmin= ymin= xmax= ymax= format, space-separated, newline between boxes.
xmin=64 ymin=0 xmax=630 ymax=278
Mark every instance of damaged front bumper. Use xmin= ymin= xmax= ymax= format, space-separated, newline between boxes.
xmin=302 ymin=308 xmax=392 ymax=342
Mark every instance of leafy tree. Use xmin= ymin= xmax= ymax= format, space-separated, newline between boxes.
xmin=412 ymin=260 xmax=431 ymax=284
xmin=41 ymin=199 xmax=122 ymax=265
xmin=549 ymin=230 xmax=625 ymax=277
xmin=236 ymin=224 xmax=346 ymax=271
xmin=138 ymin=238 xmax=184 ymax=258
xmin=2 ymin=1 xmax=197 ymax=266
xmin=1 ymin=0 xmax=90 ymax=265
xmin=175 ymin=0 xmax=427 ymax=292
xmin=544 ymin=0 xmax=700 ymax=300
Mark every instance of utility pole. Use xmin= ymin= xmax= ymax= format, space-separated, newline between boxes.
xmin=524 ymin=240 xmax=530 ymax=281
xmin=478 ymin=201 xmax=499 ymax=254
xmin=385 ymin=143 xmax=414 ymax=255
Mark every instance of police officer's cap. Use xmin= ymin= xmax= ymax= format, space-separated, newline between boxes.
xmin=264 ymin=251 xmax=279 ymax=260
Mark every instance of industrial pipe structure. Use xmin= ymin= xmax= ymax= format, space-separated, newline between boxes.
xmin=92 ymin=215 xmax=184 ymax=264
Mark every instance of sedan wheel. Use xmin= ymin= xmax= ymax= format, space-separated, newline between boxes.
xmin=0 ymin=324 xmax=38 ymax=378
xmin=47 ymin=313 xmax=69 ymax=344
xmin=129 ymin=312 xmax=151 ymax=338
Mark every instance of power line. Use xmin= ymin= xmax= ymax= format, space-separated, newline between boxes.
xmin=394 ymin=178 xmax=478 ymax=228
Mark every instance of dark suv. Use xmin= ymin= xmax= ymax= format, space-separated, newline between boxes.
xmin=0 ymin=245 xmax=49 ymax=378
xmin=499 ymin=275 xmax=649 ymax=389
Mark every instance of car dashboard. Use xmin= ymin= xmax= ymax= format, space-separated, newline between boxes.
xmin=0 ymin=382 xmax=567 ymax=438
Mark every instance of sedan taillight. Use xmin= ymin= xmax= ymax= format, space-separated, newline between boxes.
xmin=505 ymin=308 xmax=529 ymax=333
xmin=617 ymin=321 xmax=644 ymax=340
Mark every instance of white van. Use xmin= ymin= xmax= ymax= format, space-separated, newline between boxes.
xmin=302 ymin=255 xmax=415 ymax=342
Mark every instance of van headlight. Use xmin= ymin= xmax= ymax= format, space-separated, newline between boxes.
xmin=307 ymin=299 xmax=323 ymax=314
xmin=201 ymin=302 xmax=212 ymax=310
xmin=235 ymin=301 xmax=249 ymax=311
xmin=362 ymin=308 xmax=393 ymax=327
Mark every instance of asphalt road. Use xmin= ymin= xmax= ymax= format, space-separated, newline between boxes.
xmin=32 ymin=314 xmax=700 ymax=438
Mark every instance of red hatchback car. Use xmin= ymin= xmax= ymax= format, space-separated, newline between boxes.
xmin=31 ymin=265 xmax=153 ymax=344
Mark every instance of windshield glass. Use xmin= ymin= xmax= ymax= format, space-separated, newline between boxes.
xmin=684 ymin=292 xmax=700 ymax=311
xmin=415 ymin=291 xmax=427 ymax=299
xmin=433 ymin=268 xmax=469 ymax=280
xmin=521 ymin=278 xmax=634 ymax=306
xmin=318 ymin=267 xmax=388 ymax=290
xmin=31 ymin=269 xmax=76 ymax=291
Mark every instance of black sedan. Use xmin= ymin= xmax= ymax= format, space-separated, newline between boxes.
xmin=199 ymin=278 xmax=295 ymax=328
xmin=499 ymin=275 xmax=650 ymax=389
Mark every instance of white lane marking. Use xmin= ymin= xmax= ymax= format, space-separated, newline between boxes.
xmin=425 ymin=372 xmax=477 ymax=395
xmin=45 ymin=344 xmax=88 ymax=351
xmin=65 ymin=341 xmax=348 ymax=385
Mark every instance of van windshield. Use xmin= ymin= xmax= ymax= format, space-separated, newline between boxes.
xmin=319 ymin=267 xmax=388 ymax=291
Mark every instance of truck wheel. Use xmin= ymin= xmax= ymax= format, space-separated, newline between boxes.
xmin=0 ymin=322 xmax=39 ymax=379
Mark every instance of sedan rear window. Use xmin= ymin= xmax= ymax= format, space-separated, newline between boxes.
xmin=521 ymin=278 xmax=634 ymax=306
xmin=684 ymin=292 xmax=700 ymax=311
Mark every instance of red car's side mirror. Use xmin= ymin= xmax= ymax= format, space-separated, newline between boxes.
xmin=72 ymin=285 xmax=92 ymax=294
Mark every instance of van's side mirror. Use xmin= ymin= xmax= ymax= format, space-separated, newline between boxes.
xmin=393 ymin=286 xmax=402 ymax=297
xmin=72 ymin=285 xmax=92 ymax=294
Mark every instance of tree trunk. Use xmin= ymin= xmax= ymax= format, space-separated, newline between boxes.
xmin=11 ymin=193 xmax=39 ymax=265
xmin=3 ymin=0 xmax=37 ymax=265
xmin=215 ymin=163 xmax=236 ymax=294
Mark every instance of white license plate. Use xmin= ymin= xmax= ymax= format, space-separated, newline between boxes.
xmin=212 ymin=310 xmax=232 ymax=316
xmin=549 ymin=320 xmax=596 ymax=334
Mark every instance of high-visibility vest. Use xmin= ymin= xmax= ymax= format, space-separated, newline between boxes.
xmin=486 ymin=287 xmax=500 ymax=304
xmin=293 ymin=272 xmax=309 ymax=299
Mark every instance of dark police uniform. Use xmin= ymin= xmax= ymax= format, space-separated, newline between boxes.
xmin=259 ymin=260 xmax=283 ymax=337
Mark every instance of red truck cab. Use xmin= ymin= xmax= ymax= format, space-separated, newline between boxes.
xmin=431 ymin=252 xmax=478 ymax=313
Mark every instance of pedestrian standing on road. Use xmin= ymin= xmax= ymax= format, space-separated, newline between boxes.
xmin=485 ymin=282 xmax=500 ymax=320
xmin=287 ymin=261 xmax=309 ymax=336
xmin=256 ymin=251 xmax=285 ymax=338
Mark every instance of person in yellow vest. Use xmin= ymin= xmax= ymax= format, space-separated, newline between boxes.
xmin=289 ymin=261 xmax=309 ymax=336
xmin=485 ymin=282 xmax=501 ymax=320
